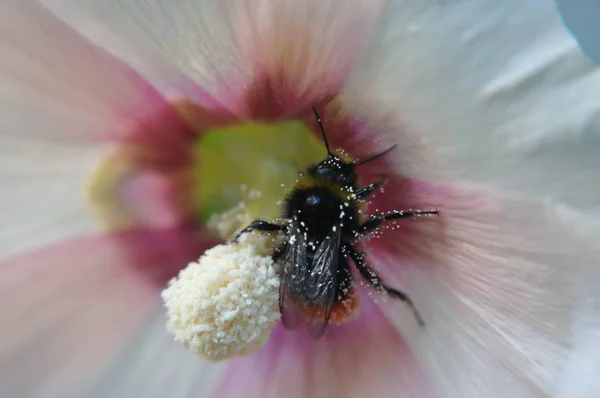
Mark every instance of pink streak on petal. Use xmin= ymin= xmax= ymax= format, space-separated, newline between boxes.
xmin=121 ymin=102 xmax=196 ymax=170
xmin=230 ymin=0 xmax=385 ymax=120
xmin=168 ymin=80 xmax=245 ymax=121
xmin=106 ymin=99 xmax=239 ymax=229
xmin=108 ymin=225 xmax=220 ymax=288
xmin=0 ymin=226 xmax=216 ymax=397
xmin=212 ymin=296 xmax=434 ymax=398
xmin=241 ymin=72 xmax=338 ymax=121
xmin=4 ymin=1 xmax=181 ymax=144
xmin=363 ymin=177 xmax=498 ymax=261
xmin=121 ymin=99 xmax=236 ymax=171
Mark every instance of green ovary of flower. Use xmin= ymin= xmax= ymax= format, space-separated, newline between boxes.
xmin=193 ymin=121 xmax=325 ymax=223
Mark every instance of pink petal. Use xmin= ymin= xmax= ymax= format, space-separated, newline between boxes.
xmin=233 ymin=0 xmax=385 ymax=119
xmin=365 ymin=178 xmax=598 ymax=397
xmin=1 ymin=0 xmax=174 ymax=143
xmin=0 ymin=142 xmax=104 ymax=257
xmin=0 ymin=226 xmax=217 ymax=398
xmin=212 ymin=296 xmax=434 ymax=398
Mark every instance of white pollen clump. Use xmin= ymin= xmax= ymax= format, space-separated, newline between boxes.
xmin=206 ymin=197 xmax=281 ymax=255
xmin=161 ymin=233 xmax=280 ymax=361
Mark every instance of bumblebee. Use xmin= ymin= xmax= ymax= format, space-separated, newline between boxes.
xmin=235 ymin=108 xmax=439 ymax=338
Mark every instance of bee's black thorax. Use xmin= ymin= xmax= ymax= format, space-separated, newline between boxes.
xmin=283 ymin=186 xmax=360 ymax=243
xmin=283 ymin=156 xmax=362 ymax=247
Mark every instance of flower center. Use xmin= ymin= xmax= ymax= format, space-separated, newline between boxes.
xmin=85 ymin=106 xmax=328 ymax=234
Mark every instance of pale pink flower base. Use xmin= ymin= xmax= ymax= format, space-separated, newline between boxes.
xmin=214 ymin=297 xmax=433 ymax=398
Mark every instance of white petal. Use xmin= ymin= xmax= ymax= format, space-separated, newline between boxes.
xmin=77 ymin=310 xmax=226 ymax=398
xmin=346 ymin=0 xmax=600 ymax=210
xmin=40 ymin=0 xmax=224 ymax=99
xmin=557 ymin=305 xmax=600 ymax=398
xmin=556 ymin=224 xmax=600 ymax=398
xmin=371 ymin=181 xmax=599 ymax=397
xmin=42 ymin=0 xmax=385 ymax=111
xmin=0 ymin=139 xmax=107 ymax=257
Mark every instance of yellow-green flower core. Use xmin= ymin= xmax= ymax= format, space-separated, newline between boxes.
xmin=193 ymin=121 xmax=325 ymax=222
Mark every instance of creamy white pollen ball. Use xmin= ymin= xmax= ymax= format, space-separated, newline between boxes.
xmin=161 ymin=233 xmax=280 ymax=361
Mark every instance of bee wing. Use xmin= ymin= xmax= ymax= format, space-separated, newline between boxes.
xmin=279 ymin=225 xmax=308 ymax=330
xmin=305 ymin=224 xmax=343 ymax=339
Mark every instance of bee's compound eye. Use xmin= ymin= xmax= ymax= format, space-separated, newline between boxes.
xmin=344 ymin=173 xmax=356 ymax=186
xmin=305 ymin=193 xmax=320 ymax=207
xmin=316 ymin=163 xmax=331 ymax=174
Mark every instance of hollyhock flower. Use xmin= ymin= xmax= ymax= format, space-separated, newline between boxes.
xmin=2 ymin=1 xmax=599 ymax=398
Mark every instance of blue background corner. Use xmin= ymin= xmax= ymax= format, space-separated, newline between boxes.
xmin=556 ymin=0 xmax=600 ymax=63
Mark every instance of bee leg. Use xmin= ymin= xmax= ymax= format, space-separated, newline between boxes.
xmin=358 ymin=208 xmax=439 ymax=235
xmin=345 ymin=244 xmax=425 ymax=326
xmin=272 ymin=242 xmax=288 ymax=261
xmin=354 ymin=178 xmax=386 ymax=200
xmin=233 ymin=220 xmax=283 ymax=242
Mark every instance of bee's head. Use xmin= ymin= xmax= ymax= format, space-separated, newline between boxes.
xmin=307 ymin=155 xmax=357 ymax=187
xmin=310 ymin=107 xmax=396 ymax=187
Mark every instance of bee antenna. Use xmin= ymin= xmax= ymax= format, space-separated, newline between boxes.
xmin=312 ymin=107 xmax=333 ymax=156
xmin=353 ymin=144 xmax=397 ymax=166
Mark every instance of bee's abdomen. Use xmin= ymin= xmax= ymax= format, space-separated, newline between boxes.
xmin=288 ymin=256 xmax=360 ymax=324
xmin=291 ymin=288 xmax=360 ymax=325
